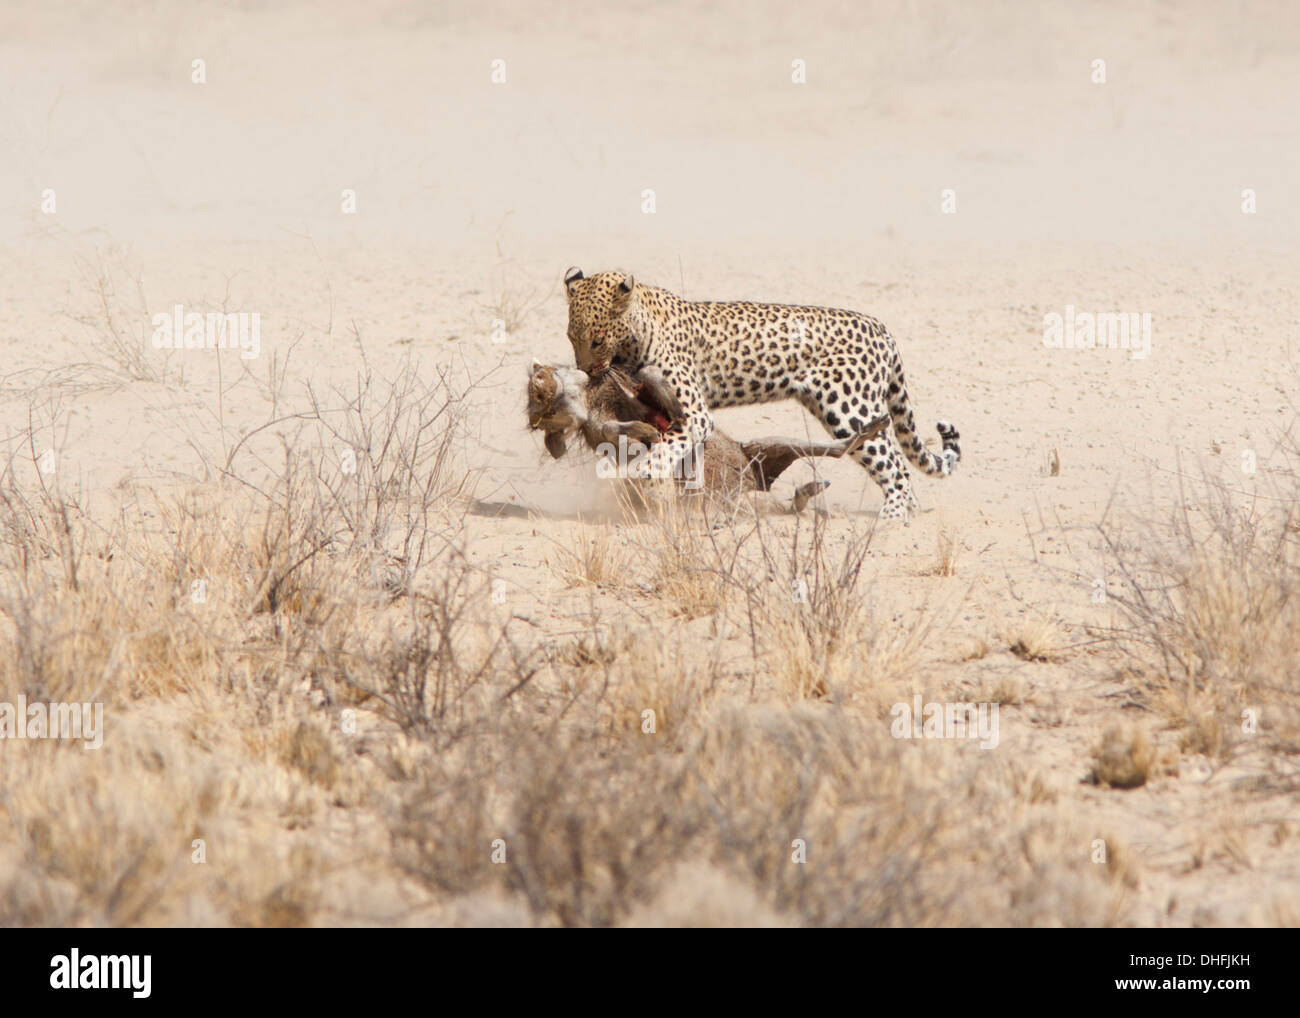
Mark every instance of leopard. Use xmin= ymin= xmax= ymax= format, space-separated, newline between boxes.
xmin=526 ymin=360 xmax=883 ymax=514
xmin=561 ymin=267 xmax=961 ymax=521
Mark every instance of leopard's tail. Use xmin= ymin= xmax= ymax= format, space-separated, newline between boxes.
xmin=886 ymin=359 xmax=960 ymax=477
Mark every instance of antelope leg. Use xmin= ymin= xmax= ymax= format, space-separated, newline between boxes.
xmin=597 ymin=420 xmax=663 ymax=445
xmin=635 ymin=364 xmax=687 ymax=424
xmin=740 ymin=414 xmax=890 ymax=489
xmin=791 ymin=480 xmax=831 ymax=513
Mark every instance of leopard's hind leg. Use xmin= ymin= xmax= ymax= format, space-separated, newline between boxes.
xmin=799 ymin=386 xmax=917 ymax=521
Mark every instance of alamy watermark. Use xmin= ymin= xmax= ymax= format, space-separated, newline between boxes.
xmin=595 ymin=435 xmax=704 ymax=490
xmin=151 ymin=304 xmax=260 ymax=360
xmin=0 ymin=697 xmax=104 ymax=749
xmin=1043 ymin=305 xmax=1151 ymax=360
xmin=50 ymin=950 xmax=150 ymax=998
xmin=890 ymin=694 xmax=999 ymax=749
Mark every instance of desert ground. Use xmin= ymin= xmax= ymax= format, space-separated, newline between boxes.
xmin=0 ymin=0 xmax=1297 ymax=926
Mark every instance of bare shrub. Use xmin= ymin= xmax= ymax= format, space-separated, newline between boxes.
xmin=740 ymin=513 xmax=934 ymax=704
xmin=333 ymin=544 xmax=544 ymax=745
xmin=386 ymin=695 xmax=1127 ymax=927
xmin=480 ymin=262 xmax=548 ymax=335
xmin=300 ymin=349 xmax=474 ymax=570
xmin=1099 ymin=462 xmax=1300 ymax=764
xmin=63 ymin=249 xmax=167 ymax=383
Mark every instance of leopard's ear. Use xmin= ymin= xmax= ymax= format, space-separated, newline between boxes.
xmin=563 ymin=266 xmax=584 ymax=295
xmin=529 ymin=357 xmax=545 ymax=376
xmin=613 ymin=274 xmax=636 ymax=314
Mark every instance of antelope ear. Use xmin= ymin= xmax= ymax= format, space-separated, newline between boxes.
xmin=563 ymin=266 xmax=584 ymax=294
xmin=529 ymin=357 xmax=545 ymax=376
xmin=556 ymin=367 xmax=589 ymax=393
xmin=544 ymin=430 xmax=569 ymax=459
xmin=608 ymin=370 xmax=639 ymax=400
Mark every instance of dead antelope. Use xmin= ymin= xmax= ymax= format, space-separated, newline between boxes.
xmin=526 ymin=360 xmax=885 ymax=514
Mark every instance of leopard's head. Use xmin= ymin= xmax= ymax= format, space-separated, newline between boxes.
xmin=562 ymin=267 xmax=641 ymax=375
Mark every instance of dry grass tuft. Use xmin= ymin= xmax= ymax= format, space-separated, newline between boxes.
xmin=922 ymin=527 xmax=962 ymax=577
xmin=547 ymin=524 xmax=634 ymax=589
xmin=1005 ymin=615 xmax=1064 ymax=663
xmin=1091 ymin=720 xmax=1158 ymax=789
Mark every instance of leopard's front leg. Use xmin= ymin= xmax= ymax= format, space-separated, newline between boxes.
xmin=638 ymin=362 xmax=713 ymax=485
